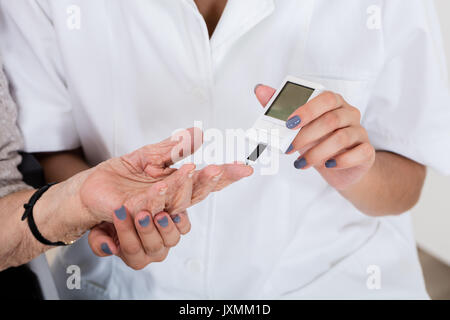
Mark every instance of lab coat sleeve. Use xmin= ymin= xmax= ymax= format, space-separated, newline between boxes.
xmin=362 ymin=0 xmax=450 ymax=175
xmin=0 ymin=0 xmax=80 ymax=152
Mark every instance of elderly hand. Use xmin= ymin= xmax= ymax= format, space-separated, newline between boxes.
xmin=255 ymin=85 xmax=375 ymax=191
xmin=77 ymin=128 xmax=253 ymax=270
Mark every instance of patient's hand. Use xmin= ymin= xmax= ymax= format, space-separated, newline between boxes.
xmin=78 ymin=128 xmax=253 ymax=270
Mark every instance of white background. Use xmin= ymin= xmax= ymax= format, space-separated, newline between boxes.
xmin=411 ymin=0 xmax=450 ymax=265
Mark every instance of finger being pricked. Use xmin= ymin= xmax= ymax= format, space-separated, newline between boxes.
xmin=213 ymin=163 xmax=254 ymax=191
xmin=191 ymin=164 xmax=224 ymax=205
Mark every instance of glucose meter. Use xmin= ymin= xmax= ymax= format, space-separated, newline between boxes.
xmin=246 ymin=76 xmax=324 ymax=164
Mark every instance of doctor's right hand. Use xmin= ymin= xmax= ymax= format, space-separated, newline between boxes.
xmin=77 ymin=128 xmax=253 ymax=270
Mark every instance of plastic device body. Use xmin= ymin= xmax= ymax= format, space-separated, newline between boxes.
xmin=247 ymin=76 xmax=324 ymax=163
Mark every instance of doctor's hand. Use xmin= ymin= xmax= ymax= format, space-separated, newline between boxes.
xmin=78 ymin=128 xmax=253 ymax=270
xmin=255 ymin=85 xmax=375 ymax=191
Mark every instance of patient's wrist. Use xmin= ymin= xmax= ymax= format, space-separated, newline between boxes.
xmin=32 ymin=170 xmax=98 ymax=245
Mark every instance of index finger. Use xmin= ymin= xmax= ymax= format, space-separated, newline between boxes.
xmin=286 ymin=91 xmax=345 ymax=130
xmin=212 ymin=163 xmax=254 ymax=191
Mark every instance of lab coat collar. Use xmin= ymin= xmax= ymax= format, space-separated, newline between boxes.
xmin=210 ymin=0 xmax=275 ymax=50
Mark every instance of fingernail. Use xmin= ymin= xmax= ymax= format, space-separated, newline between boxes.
xmin=172 ymin=215 xmax=181 ymax=224
xmin=159 ymin=187 xmax=168 ymax=196
xmin=325 ymin=159 xmax=337 ymax=168
xmin=286 ymin=115 xmax=301 ymax=129
xmin=285 ymin=144 xmax=294 ymax=154
xmin=188 ymin=171 xmax=195 ymax=179
xmin=101 ymin=243 xmax=112 ymax=255
xmin=294 ymin=157 xmax=307 ymax=169
xmin=157 ymin=216 xmax=169 ymax=228
xmin=114 ymin=205 xmax=127 ymax=221
xmin=138 ymin=215 xmax=150 ymax=227
xmin=254 ymin=83 xmax=263 ymax=93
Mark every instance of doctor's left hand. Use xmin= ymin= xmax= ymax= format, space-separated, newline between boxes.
xmin=255 ymin=84 xmax=375 ymax=191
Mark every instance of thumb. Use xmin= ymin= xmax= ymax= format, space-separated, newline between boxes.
xmin=88 ymin=222 xmax=118 ymax=257
xmin=255 ymin=84 xmax=276 ymax=107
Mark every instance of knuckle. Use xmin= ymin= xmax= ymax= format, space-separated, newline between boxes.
xmin=152 ymin=250 xmax=169 ymax=262
xmin=335 ymin=129 xmax=350 ymax=146
xmin=132 ymin=264 xmax=146 ymax=271
xmin=356 ymin=126 xmax=368 ymax=140
xmin=151 ymin=204 xmax=165 ymax=216
xmin=323 ymin=112 xmax=340 ymax=129
xmin=181 ymin=223 xmax=192 ymax=235
xmin=351 ymin=106 xmax=362 ymax=120
xmin=150 ymin=181 xmax=167 ymax=195
xmin=170 ymin=203 xmax=189 ymax=216
xmin=321 ymin=91 xmax=338 ymax=107
xmin=121 ymin=243 xmax=142 ymax=256
xmin=300 ymin=106 xmax=312 ymax=120
xmin=145 ymin=241 xmax=165 ymax=255
xmin=204 ymin=165 xmax=220 ymax=177
xmin=165 ymin=234 xmax=181 ymax=248
xmin=361 ymin=142 xmax=375 ymax=158
xmin=192 ymin=193 xmax=208 ymax=204
xmin=125 ymin=260 xmax=147 ymax=271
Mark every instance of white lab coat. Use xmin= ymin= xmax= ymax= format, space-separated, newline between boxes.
xmin=1 ymin=0 xmax=449 ymax=299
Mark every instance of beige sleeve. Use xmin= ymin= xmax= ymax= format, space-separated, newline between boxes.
xmin=0 ymin=63 xmax=32 ymax=198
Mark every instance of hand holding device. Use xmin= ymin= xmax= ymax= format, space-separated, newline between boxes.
xmin=247 ymin=76 xmax=324 ymax=163
xmin=254 ymin=83 xmax=375 ymax=191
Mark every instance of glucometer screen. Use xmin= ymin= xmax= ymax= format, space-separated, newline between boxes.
xmin=265 ymin=82 xmax=314 ymax=121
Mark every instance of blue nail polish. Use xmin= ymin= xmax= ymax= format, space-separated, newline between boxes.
xmin=286 ymin=115 xmax=301 ymax=129
xmin=138 ymin=216 xmax=150 ymax=227
xmin=285 ymin=144 xmax=294 ymax=154
xmin=325 ymin=159 xmax=337 ymax=168
xmin=294 ymin=157 xmax=307 ymax=169
xmin=172 ymin=215 xmax=181 ymax=224
xmin=157 ymin=216 xmax=169 ymax=228
xmin=101 ymin=243 xmax=112 ymax=255
xmin=114 ymin=205 xmax=127 ymax=221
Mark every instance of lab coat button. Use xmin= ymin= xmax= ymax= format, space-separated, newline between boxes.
xmin=185 ymin=258 xmax=203 ymax=273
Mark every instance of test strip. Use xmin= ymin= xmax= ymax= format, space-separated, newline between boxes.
xmin=246 ymin=143 xmax=267 ymax=165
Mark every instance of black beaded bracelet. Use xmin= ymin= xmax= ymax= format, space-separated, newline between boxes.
xmin=21 ymin=183 xmax=70 ymax=247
